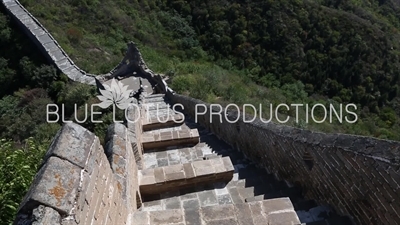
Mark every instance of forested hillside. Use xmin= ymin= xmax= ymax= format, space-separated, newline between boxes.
xmin=14 ymin=0 xmax=400 ymax=140
xmin=1 ymin=0 xmax=400 ymax=222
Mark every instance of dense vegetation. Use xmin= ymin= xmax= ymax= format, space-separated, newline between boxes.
xmin=15 ymin=0 xmax=400 ymax=139
xmin=0 ymin=8 xmax=120 ymax=224
xmin=1 ymin=0 xmax=400 ymax=223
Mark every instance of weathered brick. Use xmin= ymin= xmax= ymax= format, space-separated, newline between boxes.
xmin=107 ymin=185 xmax=119 ymax=223
xmin=249 ymin=202 xmax=268 ymax=225
xmin=183 ymin=163 xmax=195 ymax=179
xmin=149 ymin=209 xmax=184 ymax=224
xmin=18 ymin=157 xmax=81 ymax=215
xmin=153 ymin=167 xmax=165 ymax=183
xmin=84 ymin=138 xmax=102 ymax=175
xmin=132 ymin=211 xmax=149 ymax=225
xmin=84 ymin=167 xmax=99 ymax=202
xmin=201 ymin=204 xmax=235 ymax=221
xmin=105 ymin=123 xmax=127 ymax=143
xmin=44 ymin=123 xmax=96 ymax=168
xmin=192 ymin=160 xmax=214 ymax=176
xmin=31 ymin=205 xmax=61 ymax=225
xmin=106 ymin=135 xmax=128 ymax=158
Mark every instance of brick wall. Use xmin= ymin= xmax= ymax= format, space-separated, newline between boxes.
xmin=168 ymin=92 xmax=400 ymax=225
xmin=127 ymin=101 xmax=144 ymax=170
xmin=14 ymin=122 xmax=140 ymax=225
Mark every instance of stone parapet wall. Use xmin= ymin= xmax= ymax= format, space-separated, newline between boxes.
xmin=14 ymin=123 xmax=139 ymax=225
xmin=126 ymin=102 xmax=144 ymax=170
xmin=104 ymin=123 xmax=141 ymax=211
xmin=167 ymin=92 xmax=400 ymax=225
xmin=139 ymin=156 xmax=234 ymax=196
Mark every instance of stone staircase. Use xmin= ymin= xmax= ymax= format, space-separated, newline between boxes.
xmin=134 ymin=94 xmax=354 ymax=225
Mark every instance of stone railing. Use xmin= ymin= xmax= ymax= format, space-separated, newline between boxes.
xmin=14 ymin=122 xmax=141 ymax=225
xmin=167 ymin=92 xmax=400 ymax=225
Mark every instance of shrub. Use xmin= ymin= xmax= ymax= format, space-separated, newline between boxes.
xmin=0 ymin=138 xmax=49 ymax=224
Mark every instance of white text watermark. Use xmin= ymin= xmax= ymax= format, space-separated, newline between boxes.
xmin=46 ymin=102 xmax=358 ymax=124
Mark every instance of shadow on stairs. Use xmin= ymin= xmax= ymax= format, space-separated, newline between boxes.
xmin=134 ymin=94 xmax=355 ymax=225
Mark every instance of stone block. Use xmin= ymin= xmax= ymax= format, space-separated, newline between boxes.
xmin=204 ymin=218 xmax=238 ymax=225
xmin=44 ymin=123 xmax=96 ymax=169
xmin=18 ymin=157 xmax=81 ymax=215
xmin=164 ymin=164 xmax=184 ymax=174
xmin=192 ymin=160 xmax=215 ymax=177
xmin=262 ymin=197 xmax=295 ymax=213
xmin=234 ymin=203 xmax=253 ymax=225
xmin=198 ymin=191 xmax=218 ymax=207
xmin=140 ymin=175 xmax=156 ymax=186
xmin=60 ymin=219 xmax=78 ymax=225
xmin=222 ymin=157 xmax=235 ymax=172
xmin=160 ymin=131 xmax=173 ymax=139
xmin=210 ymin=158 xmax=226 ymax=173
xmin=165 ymin=172 xmax=186 ymax=181
xmin=154 ymin=167 xmax=165 ymax=183
xmin=201 ymin=205 xmax=235 ymax=221
xmin=149 ymin=209 xmax=184 ymax=224
xmin=157 ymin=158 xmax=168 ymax=167
xmin=182 ymin=199 xmax=200 ymax=209
xmin=191 ymin=129 xmax=199 ymax=137
xmin=109 ymin=154 xmax=127 ymax=177
xmin=178 ymin=130 xmax=191 ymax=138
xmin=105 ymin=123 xmax=127 ymax=143
xmin=217 ymin=194 xmax=232 ymax=205
xmin=105 ymin=136 xmax=127 ymax=159
xmin=84 ymin=165 xmax=99 ymax=201
xmin=76 ymin=171 xmax=89 ymax=211
xmin=249 ymin=202 xmax=268 ymax=225
xmin=184 ymin=209 xmax=201 ymax=225
xmin=31 ymin=205 xmax=61 ymax=225
xmin=164 ymin=164 xmax=185 ymax=181
xmin=132 ymin=211 xmax=149 ymax=224
xmin=142 ymin=134 xmax=155 ymax=142
xmin=107 ymin=188 xmax=119 ymax=223
xmin=165 ymin=197 xmax=181 ymax=209
xmin=183 ymin=163 xmax=195 ymax=179
xmin=267 ymin=211 xmax=301 ymax=224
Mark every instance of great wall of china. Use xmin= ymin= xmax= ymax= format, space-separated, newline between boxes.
xmin=2 ymin=0 xmax=400 ymax=224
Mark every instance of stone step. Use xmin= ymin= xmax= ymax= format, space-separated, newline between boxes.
xmin=143 ymin=102 xmax=171 ymax=111
xmin=139 ymin=156 xmax=234 ymax=196
xmin=147 ymin=122 xmax=194 ymax=133
xmin=142 ymin=96 xmax=166 ymax=103
xmin=245 ymin=187 xmax=303 ymax=203
xmin=144 ymin=94 xmax=165 ymax=99
xmin=203 ymin=154 xmax=221 ymax=160
xmin=143 ymin=106 xmax=173 ymax=113
xmin=142 ymin=99 xmax=167 ymax=105
xmin=142 ymin=128 xmax=200 ymax=150
xmin=140 ymin=184 xmax=235 ymax=211
xmin=142 ymin=145 xmax=217 ymax=169
xmin=142 ymin=113 xmax=184 ymax=131
xmin=133 ymin=197 xmax=301 ymax=225
xmin=235 ymin=183 xmax=276 ymax=201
